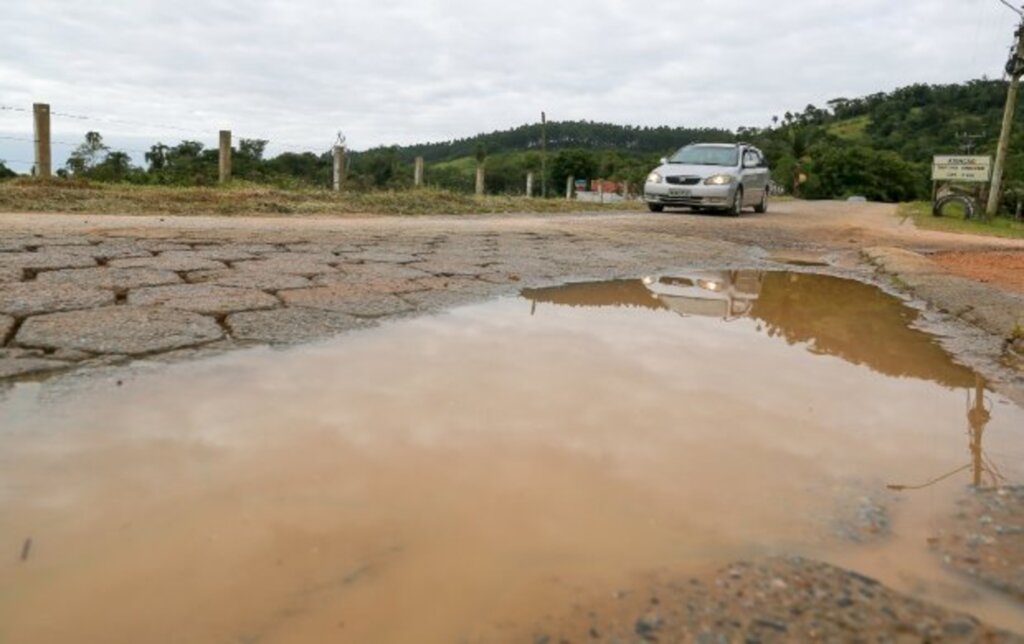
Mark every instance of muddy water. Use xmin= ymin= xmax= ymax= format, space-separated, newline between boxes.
xmin=1 ymin=271 xmax=1022 ymax=643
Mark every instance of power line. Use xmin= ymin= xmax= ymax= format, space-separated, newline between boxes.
xmin=49 ymin=110 xmax=202 ymax=135
xmin=0 ymin=134 xmax=153 ymax=155
xmin=997 ymin=0 xmax=1024 ymax=18
xmin=1 ymin=105 xmax=327 ymax=156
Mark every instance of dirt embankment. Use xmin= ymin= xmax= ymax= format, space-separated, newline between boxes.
xmin=933 ymin=251 xmax=1024 ymax=295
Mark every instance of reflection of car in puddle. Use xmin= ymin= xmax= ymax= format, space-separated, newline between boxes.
xmin=520 ymin=271 xmax=978 ymax=389
xmin=641 ymin=271 xmax=765 ymax=321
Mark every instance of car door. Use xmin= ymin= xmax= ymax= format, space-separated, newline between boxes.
xmin=740 ymin=149 xmax=764 ymax=205
xmin=753 ymin=150 xmax=770 ymax=200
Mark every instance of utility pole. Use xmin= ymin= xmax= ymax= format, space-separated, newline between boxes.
xmin=956 ymin=132 xmax=984 ymax=155
xmin=987 ymin=8 xmax=1024 ymax=219
xmin=32 ymin=103 xmax=51 ymax=179
xmin=540 ymin=111 xmax=547 ymax=198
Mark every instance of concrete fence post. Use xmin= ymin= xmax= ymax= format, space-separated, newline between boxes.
xmin=475 ymin=164 xmax=485 ymax=196
xmin=526 ymin=171 xmax=534 ymax=198
xmin=598 ymin=180 xmax=604 ymax=204
xmin=333 ymin=145 xmax=346 ymax=191
xmin=32 ymin=103 xmax=51 ymax=179
xmin=218 ymin=130 xmax=232 ymax=183
xmin=414 ymin=156 xmax=424 ymax=187
xmin=565 ymin=175 xmax=574 ymax=200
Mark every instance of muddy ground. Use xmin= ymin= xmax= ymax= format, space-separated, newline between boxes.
xmin=2 ymin=199 xmax=1023 ymax=640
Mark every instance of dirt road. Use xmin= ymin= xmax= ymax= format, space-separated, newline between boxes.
xmin=1 ymin=199 xmax=1021 ymax=385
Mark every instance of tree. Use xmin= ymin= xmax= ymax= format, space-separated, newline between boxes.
xmin=549 ymin=149 xmax=598 ymax=190
xmin=238 ymin=139 xmax=267 ymax=161
xmin=235 ymin=138 xmax=269 ymax=181
xmin=145 ymin=144 xmax=171 ymax=172
xmin=803 ymin=146 xmax=926 ymax=202
xmin=90 ymin=151 xmax=134 ymax=182
xmin=66 ymin=131 xmax=108 ymax=176
xmin=348 ymin=146 xmax=406 ymax=189
xmin=0 ymin=161 xmax=16 ymax=179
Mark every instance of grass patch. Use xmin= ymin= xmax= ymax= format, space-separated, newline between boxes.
xmin=898 ymin=201 xmax=1024 ymax=240
xmin=826 ymin=115 xmax=870 ymax=142
xmin=0 ymin=179 xmax=644 ymax=216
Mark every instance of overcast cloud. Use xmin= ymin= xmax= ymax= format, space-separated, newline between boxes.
xmin=0 ymin=0 xmax=1019 ymax=167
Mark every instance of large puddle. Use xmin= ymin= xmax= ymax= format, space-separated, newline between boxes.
xmin=1 ymin=271 xmax=1022 ymax=642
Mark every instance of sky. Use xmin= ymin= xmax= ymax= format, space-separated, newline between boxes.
xmin=0 ymin=0 xmax=1021 ymax=170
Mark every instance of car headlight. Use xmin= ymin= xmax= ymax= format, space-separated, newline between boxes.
xmin=646 ymin=172 xmax=663 ymax=184
xmin=703 ymin=174 xmax=734 ymax=186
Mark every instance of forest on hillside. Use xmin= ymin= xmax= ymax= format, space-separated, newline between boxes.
xmin=5 ymin=79 xmax=1024 ymax=210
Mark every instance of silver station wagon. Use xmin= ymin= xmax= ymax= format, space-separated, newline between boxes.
xmin=644 ymin=143 xmax=770 ymax=216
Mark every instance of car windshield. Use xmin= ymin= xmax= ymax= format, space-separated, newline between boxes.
xmin=668 ymin=146 xmax=739 ymax=167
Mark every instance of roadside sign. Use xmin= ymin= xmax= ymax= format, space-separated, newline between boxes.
xmin=932 ymin=156 xmax=992 ymax=182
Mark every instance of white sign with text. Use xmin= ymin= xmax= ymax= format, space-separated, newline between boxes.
xmin=932 ymin=156 xmax=992 ymax=182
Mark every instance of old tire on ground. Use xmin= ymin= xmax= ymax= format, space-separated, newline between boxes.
xmin=754 ymin=190 xmax=768 ymax=214
xmin=648 ymin=203 xmax=665 ymax=213
xmin=727 ymin=187 xmax=743 ymax=217
xmin=932 ymin=194 xmax=976 ymax=220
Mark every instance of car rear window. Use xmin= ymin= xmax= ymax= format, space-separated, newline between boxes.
xmin=669 ymin=146 xmax=739 ymax=167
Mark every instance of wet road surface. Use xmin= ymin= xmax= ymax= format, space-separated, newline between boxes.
xmin=1 ymin=271 xmax=1022 ymax=642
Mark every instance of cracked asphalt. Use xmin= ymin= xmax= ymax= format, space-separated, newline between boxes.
xmin=1 ymin=200 xmax=1022 ymax=384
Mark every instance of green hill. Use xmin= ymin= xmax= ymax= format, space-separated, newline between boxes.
xmin=748 ymin=79 xmax=1024 ymax=204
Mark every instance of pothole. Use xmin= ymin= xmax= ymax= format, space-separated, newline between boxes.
xmin=0 ymin=270 xmax=1022 ymax=642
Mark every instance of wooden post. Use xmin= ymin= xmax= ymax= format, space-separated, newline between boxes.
xmin=565 ymin=175 xmax=574 ymax=200
xmin=333 ymin=144 xmax=346 ymax=191
xmin=414 ymin=156 xmax=424 ymax=187
xmin=540 ymin=111 xmax=547 ymax=198
xmin=32 ymin=103 xmax=51 ymax=179
xmin=526 ymin=171 xmax=534 ymax=198
xmin=475 ymin=164 xmax=485 ymax=196
xmin=622 ymin=181 xmax=630 ymax=199
xmin=218 ymin=130 xmax=232 ymax=183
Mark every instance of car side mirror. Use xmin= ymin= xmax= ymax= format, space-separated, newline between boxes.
xmin=659 ymin=157 xmax=668 ymax=165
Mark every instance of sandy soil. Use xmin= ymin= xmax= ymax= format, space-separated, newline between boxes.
xmin=933 ymin=250 xmax=1024 ymax=295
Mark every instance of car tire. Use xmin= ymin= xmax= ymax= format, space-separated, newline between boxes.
xmin=754 ymin=190 xmax=768 ymax=214
xmin=727 ymin=187 xmax=743 ymax=217
xmin=648 ymin=203 xmax=665 ymax=213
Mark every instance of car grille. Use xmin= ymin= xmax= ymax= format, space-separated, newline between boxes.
xmin=665 ymin=176 xmax=700 ymax=186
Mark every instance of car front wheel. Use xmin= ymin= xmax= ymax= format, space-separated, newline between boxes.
xmin=648 ymin=203 xmax=664 ymax=213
